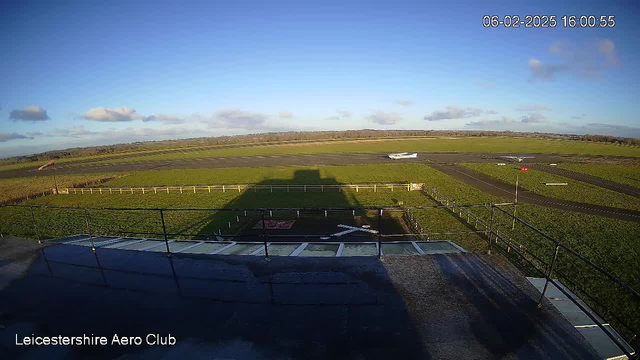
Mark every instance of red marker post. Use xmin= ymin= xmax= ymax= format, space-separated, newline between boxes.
xmin=520 ymin=167 xmax=528 ymax=171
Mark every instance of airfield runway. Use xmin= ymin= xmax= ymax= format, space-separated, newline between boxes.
xmin=3 ymin=151 xmax=638 ymax=179
xmin=3 ymin=151 xmax=638 ymax=222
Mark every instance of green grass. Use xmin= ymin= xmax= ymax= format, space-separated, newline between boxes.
xmin=1 ymin=162 xmax=637 ymax=337
xmin=73 ymin=137 xmax=640 ymax=167
xmin=0 ymin=173 xmax=122 ymax=204
xmin=101 ymin=164 xmax=438 ymax=187
xmin=460 ymin=163 xmax=640 ymax=211
xmin=421 ymin=164 xmax=640 ymax=339
xmin=557 ymin=164 xmax=640 ymax=190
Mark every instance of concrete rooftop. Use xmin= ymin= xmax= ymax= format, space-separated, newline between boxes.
xmin=0 ymin=243 xmax=600 ymax=359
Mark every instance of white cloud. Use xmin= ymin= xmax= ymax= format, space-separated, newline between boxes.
xmin=279 ymin=111 xmax=293 ymax=119
xmin=9 ymin=105 xmax=50 ymax=121
xmin=597 ymin=39 xmax=618 ymax=66
xmin=530 ymin=39 xmax=620 ymax=81
xmin=366 ymin=111 xmax=402 ymax=125
xmin=582 ymin=123 xmax=640 ymax=138
xmin=528 ymin=58 xmax=568 ymax=81
xmin=143 ymin=114 xmax=185 ymax=124
xmin=336 ymin=110 xmax=352 ymax=118
xmin=204 ymin=109 xmax=269 ymax=129
xmin=424 ymin=106 xmax=489 ymax=121
xmin=466 ymin=116 xmax=519 ymax=128
xmin=515 ymin=104 xmax=552 ymax=112
xmin=0 ymin=132 xmax=32 ymax=142
xmin=83 ymin=107 xmax=144 ymax=122
xmin=47 ymin=126 xmax=99 ymax=138
xmin=520 ymin=113 xmax=547 ymax=123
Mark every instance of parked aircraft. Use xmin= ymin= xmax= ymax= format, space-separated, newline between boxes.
xmin=500 ymin=155 xmax=535 ymax=163
xmin=388 ymin=152 xmax=418 ymax=159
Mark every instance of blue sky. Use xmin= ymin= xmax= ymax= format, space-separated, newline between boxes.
xmin=1 ymin=0 xmax=639 ymax=157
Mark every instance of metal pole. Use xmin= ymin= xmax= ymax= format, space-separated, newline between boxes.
xmin=160 ymin=209 xmax=171 ymax=256
xmin=377 ymin=208 xmax=382 ymax=258
xmin=261 ymin=211 xmax=269 ymax=258
xmin=512 ymin=175 xmax=518 ymax=230
xmin=84 ymin=208 xmax=95 ymax=251
xmin=53 ymin=163 xmax=59 ymax=195
xmin=30 ymin=206 xmax=41 ymax=243
xmin=488 ymin=205 xmax=495 ymax=255
xmin=538 ymin=245 xmax=561 ymax=306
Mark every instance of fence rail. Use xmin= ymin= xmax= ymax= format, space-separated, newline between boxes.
xmin=61 ymin=183 xmax=424 ymax=195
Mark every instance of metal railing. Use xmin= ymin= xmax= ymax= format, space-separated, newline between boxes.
xmin=0 ymin=202 xmax=638 ymax=358
xmin=61 ymin=183 xmax=424 ymax=195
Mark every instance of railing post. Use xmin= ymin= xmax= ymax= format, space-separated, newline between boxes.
xmin=377 ymin=208 xmax=382 ymax=258
xmin=261 ymin=210 xmax=269 ymax=258
xmin=538 ymin=244 xmax=561 ymax=306
xmin=488 ymin=205 xmax=495 ymax=255
xmin=30 ymin=206 xmax=41 ymax=243
xmin=160 ymin=209 xmax=171 ymax=256
xmin=84 ymin=208 xmax=95 ymax=252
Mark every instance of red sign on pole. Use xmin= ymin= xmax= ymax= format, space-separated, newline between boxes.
xmin=520 ymin=167 xmax=528 ymax=171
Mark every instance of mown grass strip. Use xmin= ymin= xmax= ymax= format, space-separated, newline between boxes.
xmin=557 ymin=164 xmax=640 ymax=190
xmin=74 ymin=137 xmax=640 ymax=167
xmin=460 ymin=162 xmax=640 ymax=211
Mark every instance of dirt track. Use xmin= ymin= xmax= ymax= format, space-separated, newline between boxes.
xmin=430 ymin=164 xmax=640 ymax=222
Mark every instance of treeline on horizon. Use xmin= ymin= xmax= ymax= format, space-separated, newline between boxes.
xmin=2 ymin=129 xmax=639 ymax=165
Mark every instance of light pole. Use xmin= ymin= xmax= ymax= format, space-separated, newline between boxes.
xmin=37 ymin=160 xmax=58 ymax=194
xmin=53 ymin=162 xmax=58 ymax=194
xmin=512 ymin=175 xmax=518 ymax=230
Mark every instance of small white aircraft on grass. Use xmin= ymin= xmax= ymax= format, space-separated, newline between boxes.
xmin=388 ymin=152 xmax=418 ymax=160
xmin=500 ymin=155 xmax=535 ymax=163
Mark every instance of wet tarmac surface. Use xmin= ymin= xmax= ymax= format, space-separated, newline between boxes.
xmin=0 ymin=244 xmax=599 ymax=359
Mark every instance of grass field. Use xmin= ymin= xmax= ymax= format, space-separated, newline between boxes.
xmin=460 ymin=163 xmax=640 ymax=211
xmin=557 ymin=164 xmax=640 ymax=190
xmin=0 ymin=162 xmax=638 ymax=338
xmin=418 ymin=165 xmax=640 ymax=339
xmin=63 ymin=137 xmax=640 ymax=167
xmin=0 ymin=173 xmax=122 ymax=204
xmin=101 ymin=164 xmax=437 ymax=187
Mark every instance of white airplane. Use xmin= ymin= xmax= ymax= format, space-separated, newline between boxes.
xmin=388 ymin=152 xmax=418 ymax=160
xmin=500 ymin=155 xmax=535 ymax=163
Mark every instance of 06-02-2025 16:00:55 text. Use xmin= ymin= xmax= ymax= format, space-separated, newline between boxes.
xmin=482 ymin=15 xmax=616 ymax=28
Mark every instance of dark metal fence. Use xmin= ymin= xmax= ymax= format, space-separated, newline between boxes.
xmin=0 ymin=202 xmax=638 ymax=358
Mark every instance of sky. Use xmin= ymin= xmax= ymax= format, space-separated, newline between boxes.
xmin=1 ymin=0 xmax=639 ymax=157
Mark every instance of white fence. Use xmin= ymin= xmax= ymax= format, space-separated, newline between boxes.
xmin=61 ymin=183 xmax=425 ymax=195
